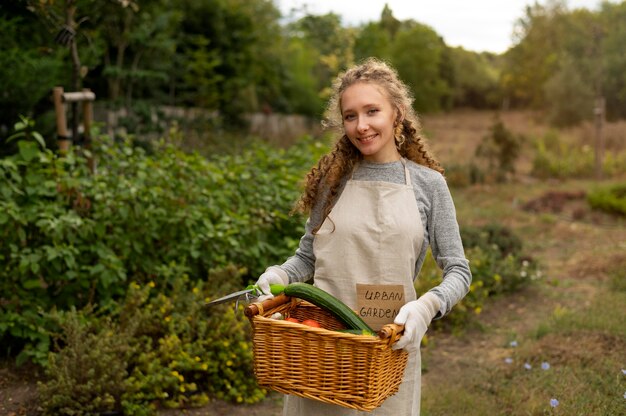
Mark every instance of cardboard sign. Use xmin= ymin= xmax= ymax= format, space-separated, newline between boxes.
xmin=356 ymin=284 xmax=405 ymax=331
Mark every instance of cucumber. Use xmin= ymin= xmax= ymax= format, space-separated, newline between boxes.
xmin=247 ymin=283 xmax=286 ymax=296
xmin=283 ymin=282 xmax=373 ymax=332
xmin=338 ymin=329 xmax=376 ymax=336
xmin=268 ymin=283 xmax=286 ymax=295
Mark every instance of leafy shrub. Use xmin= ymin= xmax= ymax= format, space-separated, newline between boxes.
xmin=475 ymin=118 xmax=522 ymax=182
xmin=0 ymin=131 xmax=326 ymax=364
xmin=442 ymin=162 xmax=484 ymax=188
xmin=460 ymin=223 xmax=522 ymax=258
xmin=543 ymin=54 xmax=594 ymax=127
xmin=532 ymin=130 xmax=626 ymax=179
xmin=38 ymin=310 xmax=131 ymax=415
xmin=587 ymin=183 xmax=626 ymax=216
xmin=39 ymin=266 xmax=265 ymax=415
xmin=416 ymin=224 xmax=540 ymax=331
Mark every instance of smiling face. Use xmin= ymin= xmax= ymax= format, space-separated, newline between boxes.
xmin=340 ymin=82 xmax=400 ymax=163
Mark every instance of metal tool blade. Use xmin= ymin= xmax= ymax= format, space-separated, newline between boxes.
xmin=207 ymin=287 xmax=256 ymax=307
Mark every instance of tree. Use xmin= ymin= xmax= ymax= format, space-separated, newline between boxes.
xmin=353 ymin=22 xmax=391 ymax=63
xmin=280 ymin=37 xmax=325 ymax=116
xmin=176 ymin=0 xmax=284 ymax=123
xmin=544 ymin=54 xmax=594 ymax=126
xmin=600 ymin=1 xmax=626 ymax=119
xmin=90 ymin=0 xmax=181 ymax=110
xmin=390 ymin=22 xmax=449 ymax=112
xmin=380 ymin=3 xmax=400 ymax=39
xmin=0 ymin=8 xmax=64 ymax=135
xmin=501 ymin=1 xmax=569 ymax=108
xmin=449 ymin=47 xmax=500 ymax=108
xmin=287 ymin=13 xmax=354 ymax=102
xmin=24 ymin=0 xmax=106 ymax=140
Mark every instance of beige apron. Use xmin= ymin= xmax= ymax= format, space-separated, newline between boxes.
xmin=284 ymin=159 xmax=425 ymax=416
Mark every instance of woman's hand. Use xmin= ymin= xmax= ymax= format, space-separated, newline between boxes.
xmin=392 ymin=292 xmax=441 ymax=351
xmin=256 ymin=267 xmax=289 ymax=301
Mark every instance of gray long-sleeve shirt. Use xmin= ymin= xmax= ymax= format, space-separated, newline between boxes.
xmin=272 ymin=159 xmax=472 ymax=318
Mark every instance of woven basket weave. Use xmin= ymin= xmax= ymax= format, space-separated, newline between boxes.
xmin=244 ymin=294 xmax=408 ymax=411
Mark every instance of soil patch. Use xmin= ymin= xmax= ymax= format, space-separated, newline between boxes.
xmin=531 ymin=332 xmax=626 ymax=367
xmin=522 ymin=190 xmax=623 ymax=226
xmin=0 ymin=362 xmax=42 ymax=416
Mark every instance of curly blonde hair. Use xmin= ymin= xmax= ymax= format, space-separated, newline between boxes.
xmin=293 ymin=58 xmax=443 ymax=230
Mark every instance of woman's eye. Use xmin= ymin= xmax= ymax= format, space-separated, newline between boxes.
xmin=368 ymin=109 xmax=379 ymax=115
xmin=344 ymin=114 xmax=355 ymax=121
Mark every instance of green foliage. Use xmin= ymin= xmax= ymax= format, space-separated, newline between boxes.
xmin=475 ymin=118 xmax=522 ymax=182
xmin=391 ymin=22 xmax=450 ymax=112
xmin=460 ymin=223 xmax=523 ymax=258
xmin=39 ymin=267 xmax=264 ymax=414
xmin=0 ymin=15 xmax=64 ymax=131
xmin=531 ymin=130 xmax=626 ymax=179
xmin=587 ymin=183 xmax=626 ymax=216
xmin=442 ymin=162 xmax=484 ymax=188
xmin=38 ymin=309 xmax=130 ymax=415
xmin=280 ymin=37 xmax=326 ymax=116
xmin=353 ymin=22 xmax=392 ymax=63
xmin=448 ymin=48 xmax=501 ymax=109
xmin=176 ymin=0 xmax=285 ymax=121
xmin=598 ymin=2 xmax=626 ymax=120
xmin=416 ymin=224 xmax=540 ymax=331
xmin=502 ymin=2 xmax=574 ymax=108
xmin=7 ymin=115 xmax=47 ymax=149
xmin=0 ymin=129 xmax=326 ymax=365
xmin=544 ymin=54 xmax=595 ymax=127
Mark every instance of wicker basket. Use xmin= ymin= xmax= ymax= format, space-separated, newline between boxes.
xmin=244 ymin=294 xmax=408 ymax=411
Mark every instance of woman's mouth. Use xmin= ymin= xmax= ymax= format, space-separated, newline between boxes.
xmin=358 ymin=133 xmax=378 ymax=143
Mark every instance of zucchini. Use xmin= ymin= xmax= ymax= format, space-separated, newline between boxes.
xmin=338 ymin=329 xmax=376 ymax=336
xmin=247 ymin=283 xmax=286 ymax=296
xmin=283 ymin=282 xmax=373 ymax=332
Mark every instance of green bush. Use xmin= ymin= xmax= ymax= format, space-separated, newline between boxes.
xmin=475 ymin=118 xmax=522 ymax=182
xmin=416 ymin=224 xmax=540 ymax=331
xmin=38 ymin=310 xmax=131 ymax=415
xmin=587 ymin=183 xmax=626 ymax=216
xmin=532 ymin=130 xmax=626 ymax=179
xmin=39 ymin=266 xmax=265 ymax=415
xmin=0 ymin=131 xmax=326 ymax=365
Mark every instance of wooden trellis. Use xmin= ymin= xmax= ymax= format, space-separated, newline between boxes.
xmin=52 ymin=86 xmax=96 ymax=171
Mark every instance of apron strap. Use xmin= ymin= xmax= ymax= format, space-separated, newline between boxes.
xmin=400 ymin=158 xmax=412 ymax=186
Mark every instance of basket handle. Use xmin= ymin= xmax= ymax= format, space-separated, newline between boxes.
xmin=378 ymin=323 xmax=405 ymax=346
xmin=244 ymin=294 xmax=291 ymax=318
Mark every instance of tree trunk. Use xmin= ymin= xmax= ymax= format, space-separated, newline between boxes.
xmin=66 ymin=1 xmax=81 ymax=142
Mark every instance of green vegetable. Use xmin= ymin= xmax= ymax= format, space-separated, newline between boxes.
xmin=338 ymin=329 xmax=376 ymax=336
xmin=246 ymin=283 xmax=286 ymax=296
xmin=283 ymin=283 xmax=373 ymax=332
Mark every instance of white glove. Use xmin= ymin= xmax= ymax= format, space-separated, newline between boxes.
xmin=256 ymin=267 xmax=289 ymax=301
xmin=392 ymin=292 xmax=441 ymax=351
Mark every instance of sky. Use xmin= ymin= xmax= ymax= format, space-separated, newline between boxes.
xmin=275 ymin=0 xmax=613 ymax=54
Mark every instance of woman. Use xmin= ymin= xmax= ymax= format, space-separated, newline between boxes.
xmin=256 ymin=58 xmax=471 ymax=415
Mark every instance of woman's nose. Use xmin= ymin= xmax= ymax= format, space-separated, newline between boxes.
xmin=357 ymin=117 xmax=369 ymax=133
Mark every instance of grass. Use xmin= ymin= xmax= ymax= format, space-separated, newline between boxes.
xmin=422 ymin=283 xmax=625 ymax=416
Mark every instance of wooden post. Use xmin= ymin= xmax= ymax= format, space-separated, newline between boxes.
xmin=82 ymin=88 xmax=95 ymax=172
xmin=53 ymin=86 xmax=70 ymax=153
xmin=52 ymin=86 xmax=96 ymax=171
xmin=594 ymin=96 xmax=605 ymax=180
